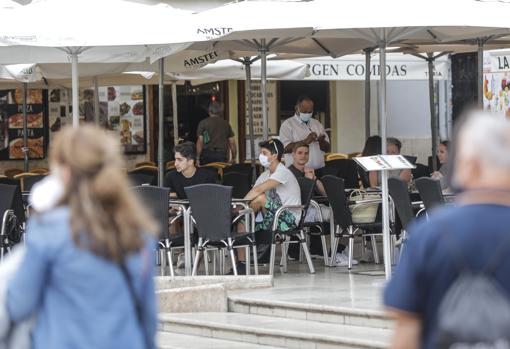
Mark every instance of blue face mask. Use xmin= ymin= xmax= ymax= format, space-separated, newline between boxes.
xmin=298 ymin=112 xmax=313 ymax=123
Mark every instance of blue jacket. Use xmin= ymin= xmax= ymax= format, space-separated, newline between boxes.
xmin=6 ymin=207 xmax=157 ymax=349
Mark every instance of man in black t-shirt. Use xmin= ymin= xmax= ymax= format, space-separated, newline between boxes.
xmin=164 ymin=142 xmax=217 ymax=199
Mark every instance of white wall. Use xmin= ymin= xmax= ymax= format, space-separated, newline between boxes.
xmin=330 ymin=79 xmax=440 ymax=164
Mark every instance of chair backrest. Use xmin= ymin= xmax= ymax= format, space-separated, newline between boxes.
xmin=185 ymin=184 xmax=233 ymax=241
xmin=321 ymin=175 xmax=352 ymax=228
xmin=135 ymin=161 xmax=156 ymax=168
xmin=22 ymin=174 xmax=46 ymax=193
xmin=4 ymin=168 xmax=22 ymax=179
xmin=128 ymin=166 xmax=157 ymax=185
xmin=128 ymin=173 xmax=155 ymax=187
xmin=30 ymin=168 xmax=49 ymax=175
xmin=388 ymin=177 xmax=414 ymax=230
xmin=325 ymin=153 xmax=348 ymax=161
xmin=415 ymin=177 xmax=445 ymax=211
xmin=296 ymin=177 xmax=315 ymax=227
xmin=222 ymin=171 xmax=251 ymax=199
xmin=323 ymin=159 xmax=359 ymax=189
xmin=412 ymin=163 xmax=431 ymax=180
xmin=0 ymin=184 xmax=25 ymax=224
xmin=132 ymin=185 xmax=170 ymax=239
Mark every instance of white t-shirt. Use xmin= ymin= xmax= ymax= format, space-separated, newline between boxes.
xmin=255 ymin=163 xmax=301 ymax=222
xmin=279 ymin=115 xmax=329 ymax=169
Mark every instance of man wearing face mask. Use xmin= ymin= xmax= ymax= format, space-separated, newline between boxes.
xmin=232 ymin=138 xmax=301 ymax=274
xmin=279 ymin=95 xmax=331 ymax=171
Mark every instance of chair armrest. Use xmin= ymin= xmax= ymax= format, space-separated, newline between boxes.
xmin=272 ymin=205 xmax=305 ymax=231
xmin=232 ymin=208 xmax=255 ymax=233
xmin=309 ymin=200 xmax=324 ymax=222
xmin=1 ymin=210 xmax=14 ymax=237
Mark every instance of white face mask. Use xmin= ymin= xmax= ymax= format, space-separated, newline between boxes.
xmin=29 ymin=169 xmax=65 ymax=213
xmin=259 ymin=153 xmax=271 ymax=168
xmin=298 ymin=112 xmax=313 ymax=123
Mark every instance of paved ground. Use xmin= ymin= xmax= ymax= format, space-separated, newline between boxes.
xmin=230 ymin=261 xmax=387 ymax=311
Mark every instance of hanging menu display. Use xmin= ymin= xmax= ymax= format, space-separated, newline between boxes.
xmin=48 ymin=86 xmax=146 ymax=154
xmin=245 ymin=80 xmax=277 ymax=136
xmin=0 ymin=89 xmax=47 ymax=160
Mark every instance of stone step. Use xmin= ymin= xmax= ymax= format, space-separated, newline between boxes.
xmin=157 ymin=332 xmax=285 ymax=349
xmin=228 ymin=296 xmax=392 ymax=329
xmin=159 ymin=312 xmax=391 ymax=349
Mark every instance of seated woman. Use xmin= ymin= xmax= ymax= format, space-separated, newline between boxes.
xmin=234 ymin=138 xmax=301 ymax=274
xmin=431 ymin=140 xmax=450 ymax=190
xmin=361 ymin=136 xmax=412 ymax=188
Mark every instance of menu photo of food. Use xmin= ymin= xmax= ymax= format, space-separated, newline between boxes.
xmin=98 ymin=85 xmax=146 ymax=154
xmin=9 ymin=136 xmax=44 ymax=159
xmin=0 ymin=90 xmax=48 ymax=161
xmin=10 ymin=89 xmax=43 ymax=104
xmin=8 ymin=112 xmax=43 ymax=129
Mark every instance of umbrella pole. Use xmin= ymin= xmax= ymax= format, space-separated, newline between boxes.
xmin=244 ymin=58 xmax=257 ymax=184
xmin=93 ymin=76 xmax=100 ymax=125
xmin=364 ymin=48 xmax=373 ymax=140
xmin=477 ymin=38 xmax=484 ymax=108
xmin=158 ymin=58 xmax=165 ymax=187
xmin=427 ymin=55 xmax=438 ymax=171
xmin=171 ymin=81 xmax=178 ymax=146
xmin=378 ymin=38 xmax=392 ymax=280
xmin=22 ymin=82 xmax=28 ymax=172
xmin=71 ymin=52 xmax=79 ymax=128
xmin=260 ymin=39 xmax=268 ymax=140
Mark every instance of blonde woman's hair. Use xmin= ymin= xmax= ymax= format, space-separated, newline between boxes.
xmin=50 ymin=125 xmax=158 ymax=262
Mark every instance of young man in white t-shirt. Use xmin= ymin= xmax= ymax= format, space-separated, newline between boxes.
xmin=233 ymin=138 xmax=301 ymax=274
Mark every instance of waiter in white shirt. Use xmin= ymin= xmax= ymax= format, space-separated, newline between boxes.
xmin=279 ymin=95 xmax=331 ymax=171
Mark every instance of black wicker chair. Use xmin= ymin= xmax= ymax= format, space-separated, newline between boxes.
xmin=415 ymin=177 xmax=445 ymax=211
xmin=322 ymin=175 xmax=386 ymax=269
xmin=185 ymin=184 xmax=257 ymax=276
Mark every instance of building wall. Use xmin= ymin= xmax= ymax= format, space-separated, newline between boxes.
xmin=227 ymin=80 xmax=239 ymax=162
xmin=329 ymin=79 xmax=435 ymax=164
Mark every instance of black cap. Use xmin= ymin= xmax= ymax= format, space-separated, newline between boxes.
xmin=259 ymin=138 xmax=284 ymax=160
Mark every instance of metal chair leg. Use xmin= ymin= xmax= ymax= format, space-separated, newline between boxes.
xmin=299 ymin=232 xmax=315 ymax=274
xmin=348 ymin=228 xmax=354 ymax=270
xmin=371 ymin=236 xmax=380 ymax=264
xmin=252 ymin=244 xmax=259 ymax=275
xmin=269 ymin=243 xmax=276 ymax=276
xmin=227 ymin=238 xmax=237 ymax=276
xmin=167 ymin=248 xmax=175 ymax=278
xmin=321 ymin=235 xmax=329 ymax=266
xmin=218 ymin=249 xmax=224 ymax=275
xmin=245 ymin=246 xmax=251 ymax=276
xmin=204 ymin=250 xmax=210 ymax=275
xmin=330 ymin=236 xmax=340 ymax=267
xmin=192 ymin=249 xmax=202 ymax=276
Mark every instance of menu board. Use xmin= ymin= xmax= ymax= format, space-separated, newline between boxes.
xmin=98 ymin=85 xmax=146 ymax=154
xmin=245 ymin=80 xmax=277 ymax=136
xmin=354 ymin=155 xmax=415 ymax=172
xmin=0 ymin=89 xmax=47 ymax=160
xmin=48 ymin=86 xmax=146 ymax=154
xmin=483 ymin=73 xmax=510 ymax=118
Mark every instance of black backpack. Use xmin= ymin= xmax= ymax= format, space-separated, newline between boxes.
xmin=435 ymin=232 xmax=510 ymax=348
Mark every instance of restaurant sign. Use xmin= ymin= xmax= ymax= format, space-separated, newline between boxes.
xmin=297 ymin=57 xmax=449 ymax=81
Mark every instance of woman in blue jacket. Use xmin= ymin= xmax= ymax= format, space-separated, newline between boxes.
xmin=7 ymin=125 xmax=158 ymax=349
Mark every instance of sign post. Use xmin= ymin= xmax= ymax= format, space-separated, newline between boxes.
xmin=354 ymin=154 xmax=415 ymax=279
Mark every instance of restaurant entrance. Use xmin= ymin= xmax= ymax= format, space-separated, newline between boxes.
xmin=151 ymin=81 xmax=229 ymax=163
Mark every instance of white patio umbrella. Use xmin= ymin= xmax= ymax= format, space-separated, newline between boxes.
xmin=186 ymin=0 xmax=510 ymax=278
xmin=301 ymin=0 xmax=510 ymax=279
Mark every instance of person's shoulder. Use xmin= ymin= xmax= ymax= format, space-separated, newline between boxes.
xmin=407 ymin=205 xmax=463 ymax=243
xmin=27 ymin=206 xmax=71 ymax=244
xmin=280 ymin=115 xmax=297 ymax=128
xmin=165 ymin=169 xmax=179 ymax=180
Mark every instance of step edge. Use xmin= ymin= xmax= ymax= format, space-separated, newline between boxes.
xmin=159 ymin=314 xmax=389 ymax=348
xmin=228 ymin=296 xmax=387 ymax=319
